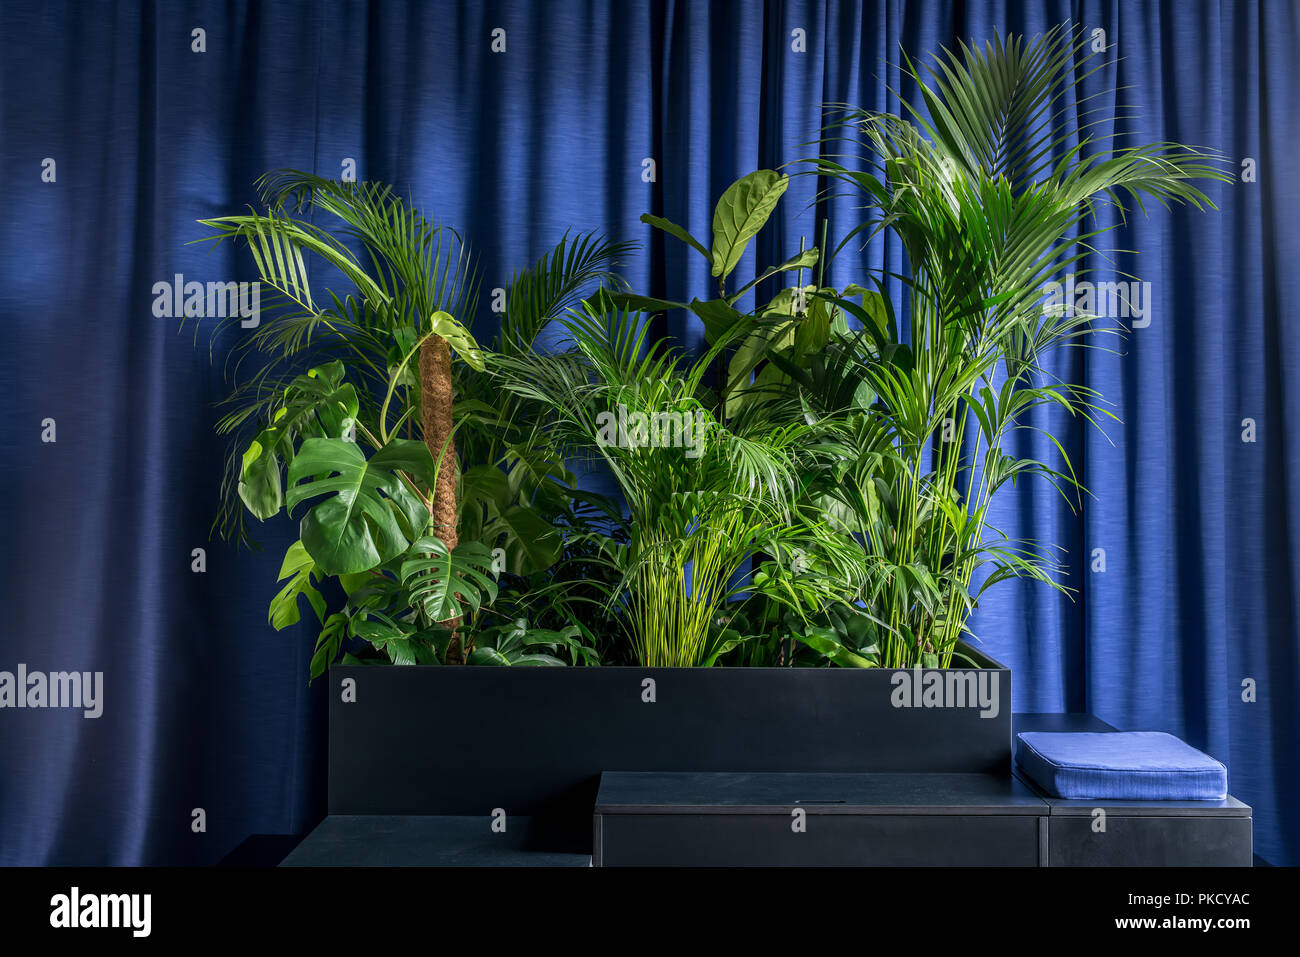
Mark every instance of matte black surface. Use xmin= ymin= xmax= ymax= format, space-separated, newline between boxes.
xmin=593 ymin=768 xmax=1253 ymax=867
xmin=218 ymin=834 xmax=306 ymax=868
xmin=597 ymin=812 xmax=1041 ymax=866
xmin=1047 ymin=816 xmax=1254 ymax=867
xmin=594 ymin=771 xmax=1045 ymax=866
xmin=280 ymin=815 xmax=591 ymax=867
xmin=329 ymin=649 xmax=1012 ymax=829
xmin=595 ymin=770 xmax=1045 ymax=814
xmin=1014 ymin=712 xmax=1117 ymax=733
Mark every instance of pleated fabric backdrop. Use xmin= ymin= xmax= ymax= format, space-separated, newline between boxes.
xmin=0 ymin=0 xmax=1295 ymax=865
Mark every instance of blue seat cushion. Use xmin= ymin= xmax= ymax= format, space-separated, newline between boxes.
xmin=1014 ymin=731 xmax=1227 ymax=800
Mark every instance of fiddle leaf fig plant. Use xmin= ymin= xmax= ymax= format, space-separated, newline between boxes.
xmin=710 ymin=169 xmax=790 ymax=286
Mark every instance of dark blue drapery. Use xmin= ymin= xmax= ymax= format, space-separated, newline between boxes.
xmin=1 ymin=0 xmax=1295 ymax=866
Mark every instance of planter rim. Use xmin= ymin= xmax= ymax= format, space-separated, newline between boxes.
xmin=332 ymin=639 xmax=1009 ymax=672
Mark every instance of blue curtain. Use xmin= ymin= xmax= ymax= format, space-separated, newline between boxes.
xmin=0 ymin=0 xmax=1295 ymax=866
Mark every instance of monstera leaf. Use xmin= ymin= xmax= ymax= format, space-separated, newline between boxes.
xmin=400 ymin=537 xmax=499 ymax=621
xmin=469 ymin=618 xmax=595 ymax=666
xmin=267 ymin=539 xmax=327 ymax=630
xmin=238 ymin=361 xmax=360 ymax=520
xmin=285 ymin=437 xmax=438 ymax=575
xmin=347 ymin=611 xmax=449 ymax=666
xmin=427 ymin=310 xmax=486 ymax=372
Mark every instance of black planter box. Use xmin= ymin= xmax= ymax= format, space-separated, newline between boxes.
xmin=326 ymin=641 xmax=1010 ymax=849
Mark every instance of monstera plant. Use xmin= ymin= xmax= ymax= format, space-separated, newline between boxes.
xmin=199 ymin=172 xmax=627 ymax=674
xmin=199 ymin=171 xmax=494 ymax=670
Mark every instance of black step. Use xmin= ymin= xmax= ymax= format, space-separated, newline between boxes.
xmin=280 ymin=815 xmax=591 ymax=867
xmin=593 ymin=771 xmax=1047 ymax=866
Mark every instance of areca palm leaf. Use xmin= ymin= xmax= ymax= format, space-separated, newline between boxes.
xmin=499 ymin=231 xmax=635 ymax=355
xmin=489 ymin=297 xmax=864 ymax=666
xmin=256 ymin=170 xmax=480 ymax=323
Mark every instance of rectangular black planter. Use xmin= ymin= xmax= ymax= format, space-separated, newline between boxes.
xmin=327 ymin=641 xmax=1011 ymax=848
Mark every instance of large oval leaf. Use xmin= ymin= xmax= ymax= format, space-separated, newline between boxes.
xmin=483 ymin=503 xmax=563 ymax=575
xmin=711 ymin=170 xmax=789 ymax=281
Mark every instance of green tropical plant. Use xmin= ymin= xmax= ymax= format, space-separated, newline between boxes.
xmin=781 ymin=25 xmax=1229 ymax=667
xmin=613 ymin=170 xmax=824 ymax=420
xmin=454 ymin=231 xmax=635 ymax=580
xmin=198 ymin=169 xmax=495 ymax=670
xmin=195 ymin=25 xmax=1227 ymax=677
xmin=199 ymin=171 xmax=480 ymax=548
xmin=198 ymin=172 xmax=630 ymax=675
xmin=491 ymin=298 xmax=864 ymax=667
xmin=468 ymin=618 xmax=602 ymax=667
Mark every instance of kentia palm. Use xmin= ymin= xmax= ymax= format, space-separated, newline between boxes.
xmin=453 ymin=231 xmax=638 ymax=663
xmin=491 ymin=300 xmax=862 ymax=667
xmin=796 ymin=26 xmax=1229 ymax=667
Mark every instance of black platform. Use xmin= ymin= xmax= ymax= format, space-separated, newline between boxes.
xmin=592 ymin=715 xmax=1253 ymax=866
xmin=593 ymin=771 xmax=1046 ymax=866
xmin=280 ymin=712 xmax=1251 ymax=867
xmin=327 ymin=656 xmax=1012 ymax=828
xmin=279 ymin=815 xmax=591 ymax=867
xmin=1014 ymin=713 xmax=1253 ymax=867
